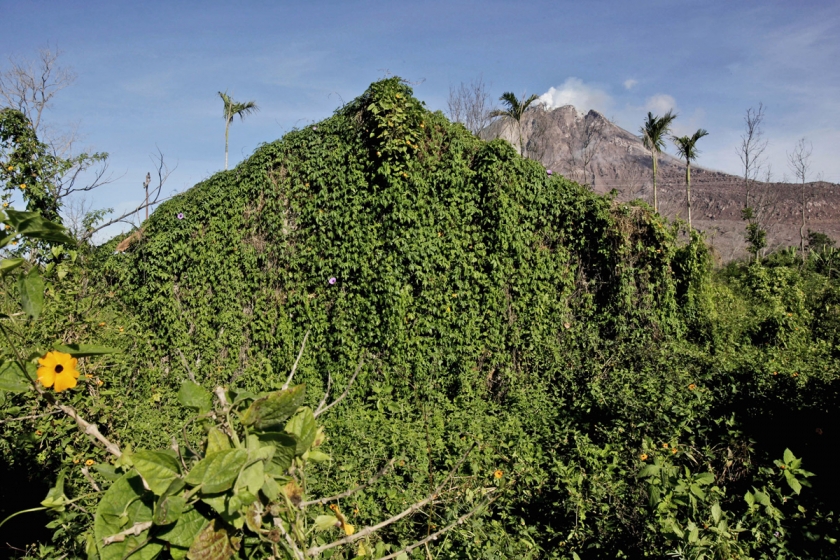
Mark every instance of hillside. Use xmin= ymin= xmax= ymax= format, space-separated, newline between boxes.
xmin=3 ymin=78 xmax=838 ymax=558
xmin=487 ymin=105 xmax=840 ymax=260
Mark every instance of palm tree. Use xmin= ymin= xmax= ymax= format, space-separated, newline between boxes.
xmin=672 ymin=129 xmax=709 ymax=230
xmin=489 ymin=92 xmax=540 ymax=157
xmin=219 ymin=91 xmax=259 ymax=170
xmin=640 ymin=110 xmax=677 ymax=213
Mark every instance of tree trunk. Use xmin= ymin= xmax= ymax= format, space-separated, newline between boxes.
xmin=686 ymin=162 xmax=692 ymax=230
xmin=801 ymin=181 xmax=806 ymax=262
xmin=652 ymin=151 xmax=658 ymax=213
xmin=224 ymin=118 xmax=231 ymax=170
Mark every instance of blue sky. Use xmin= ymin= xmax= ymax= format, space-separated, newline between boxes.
xmin=2 ymin=0 xmax=839 ymax=239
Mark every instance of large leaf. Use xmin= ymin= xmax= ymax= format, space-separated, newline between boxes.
xmin=185 ymin=449 xmax=248 ymax=494
xmin=285 ymin=406 xmax=317 ymax=455
xmin=235 ymin=460 xmax=265 ymax=496
xmin=157 ymin=506 xmax=208 ymax=548
xmin=205 ymin=427 xmax=231 ymax=456
xmin=256 ymin=432 xmax=297 ymax=474
xmin=784 ymin=469 xmax=802 ymax=494
xmin=154 ymin=495 xmax=186 ymax=526
xmin=94 ymin=472 xmax=162 ymax=560
xmin=5 ymin=208 xmax=75 ymax=245
xmin=52 ymin=343 xmax=119 ymax=357
xmin=0 ymin=361 xmax=31 ymax=393
xmin=188 ymin=519 xmax=235 ymax=560
xmin=18 ymin=267 xmax=44 ymax=320
xmin=178 ymin=381 xmax=212 ymax=415
xmin=132 ymin=450 xmax=182 ymax=496
xmin=240 ymin=384 xmax=305 ymax=430
xmin=0 ymin=257 xmax=24 ymax=277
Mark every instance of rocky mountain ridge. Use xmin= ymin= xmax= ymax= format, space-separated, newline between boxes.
xmin=484 ymin=105 xmax=840 ymax=261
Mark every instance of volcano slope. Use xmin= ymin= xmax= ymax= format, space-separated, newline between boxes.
xmin=99 ymin=79 xmax=838 ymax=558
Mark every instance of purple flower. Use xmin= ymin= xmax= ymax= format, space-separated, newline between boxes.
xmin=547 ymin=169 xmax=552 ymax=175
xmin=177 ymin=213 xmax=185 ymax=220
xmin=328 ymin=277 xmax=337 ymax=285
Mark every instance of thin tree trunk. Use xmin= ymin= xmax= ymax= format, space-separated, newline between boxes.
xmin=686 ymin=162 xmax=692 ymax=230
xmin=801 ymin=181 xmax=806 ymax=262
xmin=224 ymin=117 xmax=231 ymax=170
xmin=652 ymin=151 xmax=658 ymax=212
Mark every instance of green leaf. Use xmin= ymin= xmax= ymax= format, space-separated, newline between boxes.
xmin=314 ymin=515 xmax=339 ymax=532
xmin=256 ymin=432 xmax=297 ymax=473
xmin=638 ymin=464 xmax=660 ymax=478
xmin=783 ymin=448 xmax=795 ymax=465
xmin=0 ymin=257 xmax=24 ymax=277
xmin=744 ymin=491 xmax=755 ymax=507
xmin=93 ymin=472 xmax=159 ymax=560
xmin=40 ymin=471 xmax=69 ymax=511
xmin=157 ymin=506 xmax=208 ymax=548
xmin=178 ymin=381 xmax=212 ymax=414
xmin=185 ymin=449 xmax=248 ymax=494
xmin=206 ymin=427 xmax=231 ymax=456
xmin=695 ymin=472 xmax=714 ymax=485
xmin=52 ymin=343 xmax=118 ymax=357
xmin=689 ymin=484 xmax=706 ymax=501
xmin=132 ymin=450 xmax=181 ymax=495
xmin=154 ymin=495 xmax=186 ymax=526
xmin=18 ymin=267 xmax=44 ymax=320
xmin=240 ymin=384 xmax=305 ymax=430
xmin=5 ymin=209 xmax=75 ymax=245
xmin=188 ymin=519 xmax=235 ymax=560
xmin=235 ymin=460 xmax=265 ymax=496
xmin=711 ymin=503 xmax=722 ymax=525
xmin=0 ymin=361 xmax=31 ymax=393
xmin=784 ymin=470 xmax=802 ymax=494
xmin=307 ymin=450 xmax=331 ymax=463
xmin=285 ymin=406 xmax=317 ymax=456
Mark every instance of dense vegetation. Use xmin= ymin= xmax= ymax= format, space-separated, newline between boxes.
xmin=1 ymin=78 xmax=838 ymax=559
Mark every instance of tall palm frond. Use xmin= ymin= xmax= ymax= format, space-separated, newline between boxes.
xmin=489 ymin=91 xmax=540 ymax=156
xmin=219 ymin=91 xmax=259 ymax=170
xmin=640 ymin=110 xmax=677 ymax=212
xmin=672 ymin=129 xmax=709 ymax=229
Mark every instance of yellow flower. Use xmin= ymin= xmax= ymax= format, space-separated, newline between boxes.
xmin=662 ymin=443 xmax=670 ymax=449
xmin=35 ymin=430 xmax=42 ymax=436
xmin=85 ymin=374 xmax=93 ymax=379
xmin=329 ymin=504 xmax=355 ymax=535
xmin=639 ymin=454 xmax=648 ymax=461
xmin=85 ymin=459 xmax=95 ymax=466
xmin=37 ymin=351 xmax=79 ymax=392
xmin=19 ymin=184 xmax=26 ymax=190
xmin=6 ymin=166 xmax=13 ymax=171
xmin=97 ymin=379 xmax=103 ymax=386
xmin=671 ymin=447 xmax=678 ymax=454
xmin=494 ymin=469 xmax=504 ymax=479
xmin=688 ymin=383 xmax=696 ymax=391
xmin=2 ymin=202 xmax=8 ymax=208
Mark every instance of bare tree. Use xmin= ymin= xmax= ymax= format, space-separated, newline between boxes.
xmin=787 ymin=138 xmax=813 ymax=261
xmin=0 ymin=47 xmax=76 ymax=137
xmin=84 ymin=148 xmax=174 ymax=244
xmin=447 ymin=76 xmax=495 ymax=136
xmin=738 ymin=104 xmax=769 ymax=210
xmin=0 ymin=47 xmax=117 ymax=219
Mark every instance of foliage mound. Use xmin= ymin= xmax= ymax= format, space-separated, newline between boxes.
xmin=1 ymin=78 xmax=838 ymax=559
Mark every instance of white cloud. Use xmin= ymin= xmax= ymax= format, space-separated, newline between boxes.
xmin=644 ymin=94 xmax=678 ymax=116
xmin=623 ymin=79 xmax=638 ymax=90
xmin=538 ymin=77 xmax=612 ymax=114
